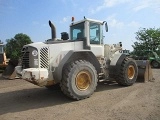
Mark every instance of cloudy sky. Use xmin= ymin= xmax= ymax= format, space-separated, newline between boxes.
xmin=0 ymin=0 xmax=160 ymax=50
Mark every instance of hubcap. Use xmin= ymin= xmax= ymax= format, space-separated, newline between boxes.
xmin=75 ymin=71 xmax=92 ymax=90
xmin=127 ymin=65 xmax=135 ymax=79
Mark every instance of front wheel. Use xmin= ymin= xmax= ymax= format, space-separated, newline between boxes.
xmin=116 ymin=58 xmax=138 ymax=86
xmin=60 ymin=60 xmax=98 ymax=100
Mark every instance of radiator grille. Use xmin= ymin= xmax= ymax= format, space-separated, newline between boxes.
xmin=40 ymin=47 xmax=49 ymax=68
xmin=22 ymin=51 xmax=29 ymax=68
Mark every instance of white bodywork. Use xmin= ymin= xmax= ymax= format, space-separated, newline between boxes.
xmin=22 ymin=68 xmax=48 ymax=86
xmin=90 ymin=44 xmax=104 ymax=57
xmin=18 ymin=41 xmax=122 ymax=86
xmin=16 ymin=18 xmax=123 ymax=87
xmin=104 ymin=43 xmax=122 ymax=60
xmin=17 ymin=41 xmax=84 ymax=86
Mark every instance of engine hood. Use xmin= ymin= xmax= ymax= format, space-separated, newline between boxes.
xmin=24 ymin=42 xmax=48 ymax=49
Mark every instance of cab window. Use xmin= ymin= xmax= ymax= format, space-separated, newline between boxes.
xmin=70 ymin=22 xmax=84 ymax=40
xmin=90 ymin=22 xmax=100 ymax=44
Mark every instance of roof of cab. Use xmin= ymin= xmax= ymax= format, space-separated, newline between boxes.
xmin=70 ymin=18 xmax=104 ymax=26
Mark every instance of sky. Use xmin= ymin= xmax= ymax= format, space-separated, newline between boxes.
xmin=0 ymin=0 xmax=160 ymax=51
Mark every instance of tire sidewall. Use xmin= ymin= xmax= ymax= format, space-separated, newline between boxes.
xmin=68 ymin=62 xmax=97 ymax=99
xmin=123 ymin=60 xmax=138 ymax=85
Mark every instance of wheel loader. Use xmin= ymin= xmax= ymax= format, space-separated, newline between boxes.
xmin=0 ymin=42 xmax=19 ymax=79
xmin=15 ymin=17 xmax=153 ymax=100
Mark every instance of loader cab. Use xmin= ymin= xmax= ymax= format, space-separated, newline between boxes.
xmin=70 ymin=18 xmax=108 ymax=57
xmin=70 ymin=22 xmax=85 ymax=40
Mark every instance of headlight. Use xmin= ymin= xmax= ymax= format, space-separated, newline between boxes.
xmin=32 ymin=50 xmax=38 ymax=56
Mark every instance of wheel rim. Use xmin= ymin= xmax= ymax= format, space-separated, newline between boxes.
xmin=127 ymin=65 xmax=135 ymax=79
xmin=76 ymin=71 xmax=92 ymax=91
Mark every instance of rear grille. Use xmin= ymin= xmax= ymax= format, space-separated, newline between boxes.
xmin=22 ymin=51 xmax=29 ymax=68
xmin=40 ymin=47 xmax=49 ymax=68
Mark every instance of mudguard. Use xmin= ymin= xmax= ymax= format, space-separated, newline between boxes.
xmin=109 ymin=53 xmax=126 ymax=76
xmin=53 ymin=50 xmax=101 ymax=83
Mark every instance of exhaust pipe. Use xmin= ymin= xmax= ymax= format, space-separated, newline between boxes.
xmin=49 ymin=20 xmax=56 ymax=41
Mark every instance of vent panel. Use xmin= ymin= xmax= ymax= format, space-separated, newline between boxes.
xmin=40 ymin=47 xmax=49 ymax=68
xmin=22 ymin=51 xmax=29 ymax=68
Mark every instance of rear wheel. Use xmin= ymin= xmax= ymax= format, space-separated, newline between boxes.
xmin=151 ymin=61 xmax=159 ymax=68
xmin=116 ymin=58 xmax=138 ymax=86
xmin=60 ymin=60 xmax=98 ymax=100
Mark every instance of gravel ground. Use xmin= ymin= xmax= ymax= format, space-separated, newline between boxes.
xmin=0 ymin=69 xmax=160 ymax=120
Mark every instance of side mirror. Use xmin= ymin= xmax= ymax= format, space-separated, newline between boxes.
xmin=105 ymin=22 xmax=108 ymax=32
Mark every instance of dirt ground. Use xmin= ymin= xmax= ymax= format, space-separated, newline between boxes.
xmin=0 ymin=69 xmax=160 ymax=120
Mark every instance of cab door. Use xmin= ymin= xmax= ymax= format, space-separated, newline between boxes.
xmin=89 ymin=22 xmax=104 ymax=57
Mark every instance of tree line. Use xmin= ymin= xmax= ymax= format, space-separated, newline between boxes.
xmin=2 ymin=33 xmax=32 ymax=60
xmin=132 ymin=28 xmax=160 ymax=56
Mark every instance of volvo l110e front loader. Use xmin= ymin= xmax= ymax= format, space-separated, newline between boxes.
xmin=14 ymin=17 xmax=153 ymax=100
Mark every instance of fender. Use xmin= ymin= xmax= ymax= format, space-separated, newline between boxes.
xmin=109 ymin=53 xmax=126 ymax=76
xmin=53 ymin=50 xmax=101 ymax=82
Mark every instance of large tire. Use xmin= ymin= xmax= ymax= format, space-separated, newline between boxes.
xmin=151 ymin=60 xmax=159 ymax=68
xmin=60 ymin=60 xmax=98 ymax=100
xmin=116 ymin=58 xmax=138 ymax=86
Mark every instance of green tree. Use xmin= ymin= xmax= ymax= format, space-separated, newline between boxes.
xmin=132 ymin=28 xmax=160 ymax=56
xmin=5 ymin=33 xmax=32 ymax=59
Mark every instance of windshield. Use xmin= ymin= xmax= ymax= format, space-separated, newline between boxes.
xmin=70 ymin=22 xmax=85 ymax=40
xmin=90 ymin=22 xmax=101 ymax=44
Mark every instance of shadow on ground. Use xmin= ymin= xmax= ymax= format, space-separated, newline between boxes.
xmin=0 ymin=80 xmax=124 ymax=115
xmin=0 ymin=87 xmax=72 ymax=115
xmin=0 ymin=69 xmax=158 ymax=115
